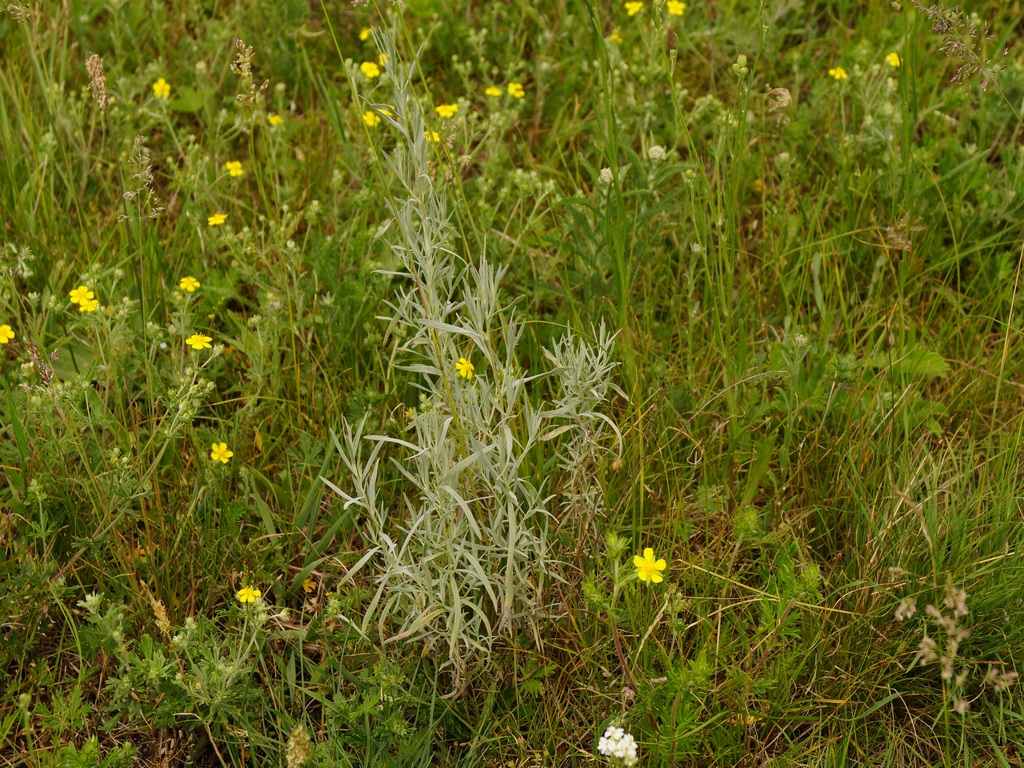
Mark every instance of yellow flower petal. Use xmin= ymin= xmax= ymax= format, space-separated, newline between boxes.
xmin=456 ymin=356 xmax=475 ymax=379
xmin=69 ymin=285 xmax=95 ymax=305
xmin=186 ymin=333 xmax=213 ymax=350
xmin=210 ymin=441 xmax=233 ymax=463
xmin=236 ymin=586 xmax=260 ymax=604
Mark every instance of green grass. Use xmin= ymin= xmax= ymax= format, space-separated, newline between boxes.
xmin=2 ymin=0 xmax=1024 ymax=766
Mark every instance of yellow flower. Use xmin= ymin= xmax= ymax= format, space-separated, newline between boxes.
xmin=69 ymin=285 xmax=94 ymax=305
xmin=79 ymin=298 xmax=99 ymax=313
xmin=267 ymin=113 xmax=283 ymax=126
xmin=667 ymin=0 xmax=685 ymax=14
xmin=302 ymin=577 xmax=317 ymax=594
xmin=186 ymin=333 xmax=212 ymax=350
xmin=435 ymin=102 xmax=459 ymax=118
xmin=609 ymin=32 xmax=623 ymax=44
xmin=179 ymin=276 xmax=200 ymax=292
xmin=208 ymin=212 xmax=227 ymax=226
xmin=359 ymin=27 xmax=371 ymax=41
xmin=425 ymin=130 xmax=441 ymax=143
xmin=485 ymin=86 xmax=503 ymax=97
xmin=0 ymin=324 xmax=14 ymax=344
xmin=507 ymin=82 xmax=525 ymax=99
xmin=378 ymin=53 xmax=389 ymax=65
xmin=360 ymin=61 xmax=381 ymax=78
xmin=210 ymin=441 xmax=233 ymax=463
xmin=886 ymin=52 xmax=900 ymax=67
xmin=634 ymin=548 xmax=667 ymax=583
xmin=236 ymin=586 xmax=260 ymax=604
xmin=225 ymin=160 xmax=243 ymax=177
xmin=152 ymin=77 xmax=170 ymax=99
xmin=828 ymin=66 xmax=849 ymax=81
xmin=363 ymin=110 xmax=381 ymax=127
xmin=625 ymin=1 xmax=643 ymax=16
xmin=456 ymin=356 xmax=474 ymax=380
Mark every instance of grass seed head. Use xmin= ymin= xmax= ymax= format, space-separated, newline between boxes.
xmin=85 ymin=54 xmax=108 ymax=109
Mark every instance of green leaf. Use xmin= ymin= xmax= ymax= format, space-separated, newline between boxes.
xmin=740 ymin=438 xmax=773 ymax=510
xmin=867 ymin=346 xmax=950 ymax=379
xmin=169 ymin=86 xmax=209 ymax=114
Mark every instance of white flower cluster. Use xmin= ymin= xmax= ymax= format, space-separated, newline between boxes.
xmin=598 ymin=726 xmax=638 ymax=767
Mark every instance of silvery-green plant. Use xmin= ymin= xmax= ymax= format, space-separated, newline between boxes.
xmin=324 ymin=31 xmax=619 ymax=691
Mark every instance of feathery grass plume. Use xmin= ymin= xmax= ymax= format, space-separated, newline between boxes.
xmin=21 ymin=341 xmax=58 ymax=388
xmin=285 ymin=724 xmax=312 ymax=768
xmin=85 ymin=54 xmax=109 ymax=110
xmin=232 ymin=39 xmax=268 ymax=112
xmin=151 ymin=596 xmax=171 ymax=635
xmin=231 ymin=38 xmax=254 ymax=78
xmin=120 ymin=136 xmax=164 ymax=222
xmin=912 ymin=2 xmax=1005 ymax=91
xmin=906 ymin=577 xmax=1016 ymax=714
xmin=325 ymin=29 xmax=618 ymax=694
xmin=764 ymin=86 xmax=791 ymax=127
xmin=4 ymin=4 xmax=36 ymax=24
xmin=885 ymin=212 xmax=925 ymax=253
xmin=2 ymin=242 xmax=36 ymax=280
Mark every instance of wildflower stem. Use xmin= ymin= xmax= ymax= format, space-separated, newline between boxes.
xmin=608 ymin=556 xmax=639 ymax=691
